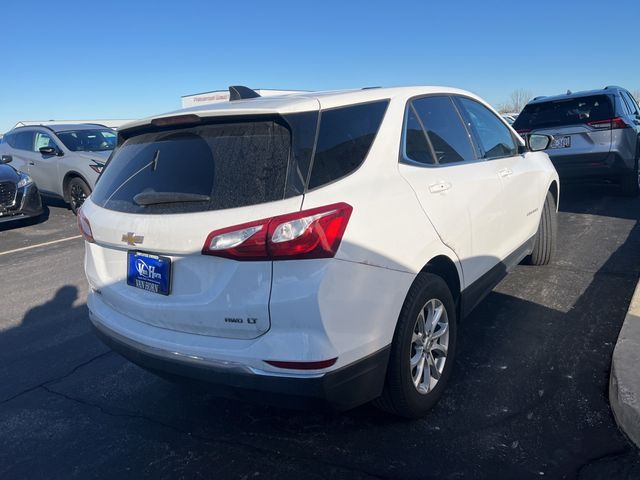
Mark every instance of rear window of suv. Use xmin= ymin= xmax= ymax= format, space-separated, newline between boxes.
xmin=513 ymin=95 xmax=613 ymax=131
xmin=92 ymin=119 xmax=296 ymax=214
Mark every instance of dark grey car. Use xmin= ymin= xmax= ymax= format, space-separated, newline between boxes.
xmin=513 ymin=86 xmax=640 ymax=195
xmin=0 ymin=124 xmax=116 ymax=213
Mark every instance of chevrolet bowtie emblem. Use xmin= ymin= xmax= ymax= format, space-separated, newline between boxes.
xmin=122 ymin=232 xmax=144 ymax=246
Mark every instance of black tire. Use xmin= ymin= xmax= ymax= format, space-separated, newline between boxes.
xmin=620 ymin=155 xmax=640 ymax=197
xmin=524 ymin=191 xmax=557 ymax=266
xmin=67 ymin=177 xmax=91 ymax=215
xmin=374 ymin=273 xmax=457 ymax=418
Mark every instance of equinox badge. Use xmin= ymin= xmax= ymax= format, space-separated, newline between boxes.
xmin=122 ymin=232 xmax=144 ymax=246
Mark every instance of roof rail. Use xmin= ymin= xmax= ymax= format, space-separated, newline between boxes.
xmin=362 ymin=86 xmax=381 ymax=90
xmin=229 ymin=86 xmax=261 ymax=101
xmin=604 ymin=85 xmax=623 ymax=90
xmin=532 ymin=96 xmax=546 ymax=101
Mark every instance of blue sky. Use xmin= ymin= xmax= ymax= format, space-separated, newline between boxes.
xmin=1 ymin=0 xmax=639 ymax=132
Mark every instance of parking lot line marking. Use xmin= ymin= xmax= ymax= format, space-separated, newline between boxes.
xmin=0 ymin=235 xmax=83 ymax=256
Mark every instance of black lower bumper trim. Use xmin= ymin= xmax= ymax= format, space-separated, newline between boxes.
xmin=92 ymin=322 xmax=390 ymax=411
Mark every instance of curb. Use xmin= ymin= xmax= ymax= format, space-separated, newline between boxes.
xmin=610 ymin=280 xmax=640 ymax=448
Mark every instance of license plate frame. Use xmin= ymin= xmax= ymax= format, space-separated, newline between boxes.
xmin=127 ymin=251 xmax=172 ymax=296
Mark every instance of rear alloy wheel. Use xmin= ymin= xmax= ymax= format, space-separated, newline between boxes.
xmin=68 ymin=177 xmax=91 ymax=215
xmin=374 ymin=273 xmax=457 ymax=418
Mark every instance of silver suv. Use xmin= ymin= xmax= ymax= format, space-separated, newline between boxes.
xmin=0 ymin=124 xmax=117 ymax=212
xmin=513 ymin=86 xmax=640 ymax=196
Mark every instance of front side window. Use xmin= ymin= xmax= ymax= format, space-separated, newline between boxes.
xmin=57 ymin=129 xmax=117 ymax=152
xmin=33 ymin=132 xmax=58 ymax=152
xmin=456 ymin=97 xmax=518 ymax=159
xmin=308 ymin=100 xmax=389 ymax=189
xmin=410 ymin=96 xmax=475 ymax=165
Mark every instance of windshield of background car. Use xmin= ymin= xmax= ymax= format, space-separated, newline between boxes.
xmin=91 ymin=119 xmax=297 ymax=214
xmin=513 ymin=95 xmax=614 ymax=130
xmin=56 ymin=129 xmax=117 ymax=152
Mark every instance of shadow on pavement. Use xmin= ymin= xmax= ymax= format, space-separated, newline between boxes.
xmin=2 ymin=190 xmax=640 ymax=478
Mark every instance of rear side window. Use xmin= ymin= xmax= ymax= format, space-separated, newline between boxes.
xmin=513 ymin=95 xmax=613 ymax=130
xmin=410 ymin=96 xmax=475 ymax=164
xmin=308 ymin=101 xmax=388 ymax=189
xmin=92 ymin=120 xmax=294 ymax=214
xmin=455 ymin=97 xmax=517 ymax=159
xmin=622 ymin=92 xmax=639 ymax=116
xmin=404 ymin=105 xmax=435 ymax=165
xmin=14 ymin=131 xmax=35 ymax=150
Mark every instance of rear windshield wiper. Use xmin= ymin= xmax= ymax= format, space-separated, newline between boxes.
xmin=133 ymin=192 xmax=211 ymax=206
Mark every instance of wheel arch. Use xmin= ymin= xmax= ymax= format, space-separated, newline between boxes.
xmin=419 ymin=255 xmax=462 ymax=309
xmin=62 ymin=171 xmax=91 ymax=202
xmin=548 ymin=180 xmax=559 ymax=211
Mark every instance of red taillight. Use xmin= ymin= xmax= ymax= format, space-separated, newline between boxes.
xmin=587 ymin=117 xmax=628 ymax=130
xmin=201 ymin=202 xmax=353 ymax=261
xmin=77 ymin=208 xmax=94 ymax=243
xmin=264 ymin=358 xmax=338 ymax=370
xmin=516 ymin=129 xmax=531 ymax=134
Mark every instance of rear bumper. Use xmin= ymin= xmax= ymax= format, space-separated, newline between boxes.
xmin=549 ymin=150 xmax=634 ymax=181
xmin=91 ymin=318 xmax=390 ymax=411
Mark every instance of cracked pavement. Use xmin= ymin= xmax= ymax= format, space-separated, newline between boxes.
xmin=1 ymin=190 xmax=640 ymax=479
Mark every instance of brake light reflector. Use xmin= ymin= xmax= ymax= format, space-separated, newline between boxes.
xmin=77 ymin=208 xmax=94 ymax=243
xmin=201 ymin=202 xmax=353 ymax=261
xmin=264 ymin=358 xmax=338 ymax=370
xmin=587 ymin=117 xmax=628 ymax=130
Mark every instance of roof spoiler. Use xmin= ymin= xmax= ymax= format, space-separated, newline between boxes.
xmin=229 ymin=86 xmax=261 ymax=101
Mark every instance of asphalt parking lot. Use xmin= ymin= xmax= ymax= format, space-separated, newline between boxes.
xmin=2 ymin=190 xmax=640 ymax=479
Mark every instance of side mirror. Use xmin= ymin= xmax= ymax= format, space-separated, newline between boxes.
xmin=528 ymin=134 xmax=552 ymax=152
xmin=0 ymin=155 xmax=12 ymax=164
xmin=39 ymin=146 xmax=58 ymax=156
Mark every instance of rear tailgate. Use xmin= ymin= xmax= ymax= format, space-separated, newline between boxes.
xmin=83 ymin=197 xmax=302 ymax=339
xmin=83 ymin=114 xmax=318 ymax=340
xmin=533 ymin=124 xmax=611 ymax=165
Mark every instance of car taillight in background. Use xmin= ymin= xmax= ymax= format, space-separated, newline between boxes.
xmin=587 ymin=117 xmax=629 ymax=130
xmin=515 ymin=129 xmax=531 ymax=135
xmin=202 ymin=202 xmax=353 ymax=261
xmin=77 ymin=208 xmax=95 ymax=243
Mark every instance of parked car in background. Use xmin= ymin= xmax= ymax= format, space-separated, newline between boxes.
xmin=513 ymin=86 xmax=640 ymax=196
xmin=80 ymin=86 xmax=559 ymax=418
xmin=0 ymin=124 xmax=117 ymax=213
xmin=0 ymin=155 xmax=43 ymax=224
xmin=501 ymin=114 xmax=517 ymax=125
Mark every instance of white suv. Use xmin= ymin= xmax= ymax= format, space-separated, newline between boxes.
xmin=79 ymin=86 xmax=559 ymax=418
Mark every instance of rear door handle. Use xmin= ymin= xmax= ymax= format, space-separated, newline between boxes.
xmin=28 ymin=161 xmax=35 ymax=166
xmin=429 ymin=181 xmax=452 ymax=194
xmin=498 ymin=168 xmax=513 ymax=178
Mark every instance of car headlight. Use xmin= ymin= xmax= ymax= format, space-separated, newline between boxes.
xmin=17 ymin=173 xmax=33 ymax=188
